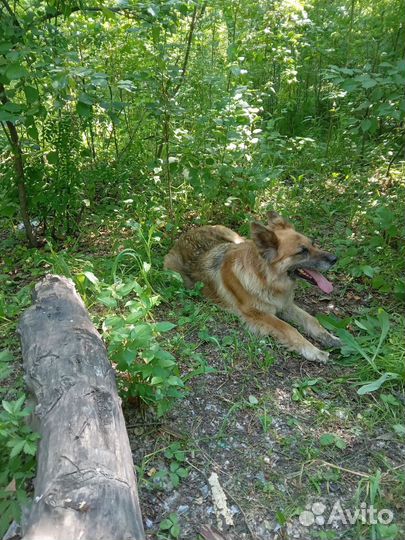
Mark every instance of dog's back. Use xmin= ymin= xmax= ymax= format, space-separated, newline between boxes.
xmin=164 ymin=225 xmax=244 ymax=288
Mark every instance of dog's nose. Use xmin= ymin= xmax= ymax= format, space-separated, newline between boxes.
xmin=327 ymin=254 xmax=338 ymax=265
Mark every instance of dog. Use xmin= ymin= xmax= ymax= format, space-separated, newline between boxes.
xmin=164 ymin=212 xmax=341 ymax=362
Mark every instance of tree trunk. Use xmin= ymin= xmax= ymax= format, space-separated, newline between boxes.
xmin=0 ymin=83 xmax=37 ymax=247
xmin=18 ymin=275 xmax=145 ymax=540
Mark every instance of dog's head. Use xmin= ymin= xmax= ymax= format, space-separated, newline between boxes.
xmin=251 ymin=211 xmax=337 ymax=293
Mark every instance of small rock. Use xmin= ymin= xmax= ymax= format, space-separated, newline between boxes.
xmin=178 ymin=505 xmax=190 ymax=514
xmin=163 ymin=491 xmax=180 ymax=511
xmin=205 ymin=403 xmax=218 ymax=411
xmin=255 ymin=471 xmax=265 ymax=482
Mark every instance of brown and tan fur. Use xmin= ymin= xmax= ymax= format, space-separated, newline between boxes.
xmin=164 ymin=212 xmax=341 ymax=363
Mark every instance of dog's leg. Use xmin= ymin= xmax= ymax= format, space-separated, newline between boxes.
xmin=280 ymin=304 xmax=342 ymax=348
xmin=240 ymin=307 xmax=330 ymax=363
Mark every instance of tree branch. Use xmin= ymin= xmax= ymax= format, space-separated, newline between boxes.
xmin=173 ymin=5 xmax=199 ymax=95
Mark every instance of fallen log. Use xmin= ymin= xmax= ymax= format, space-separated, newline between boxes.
xmin=18 ymin=275 xmax=145 ymax=540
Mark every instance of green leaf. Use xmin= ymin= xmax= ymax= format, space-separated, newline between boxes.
xmin=27 ymin=124 xmax=39 ymax=141
xmin=360 ymin=77 xmax=377 ymax=89
xmin=117 ymin=80 xmax=136 ymax=92
xmin=334 ymin=437 xmax=347 ymax=450
xmin=336 ymin=329 xmax=371 ymax=363
xmin=360 ymin=119 xmax=372 ymax=132
xmin=169 ymin=472 xmax=180 ymax=487
xmin=170 ymin=523 xmax=180 ymax=538
xmin=377 ymin=309 xmax=390 ymax=342
xmin=103 ymin=316 xmax=124 ymax=331
xmin=2 ymin=400 xmax=14 ymax=415
xmin=375 ymin=524 xmax=399 ymax=540
xmin=46 ymin=151 xmax=58 ymax=165
xmin=97 ymin=294 xmax=117 ymax=308
xmin=9 ymin=438 xmax=26 ymax=458
xmin=380 ymin=393 xmax=401 ymax=406
xmin=115 ymin=281 xmax=138 ymax=298
xmin=154 ymin=322 xmax=176 ymax=333
xmin=159 ymin=519 xmax=172 ymax=530
xmin=0 ymin=42 xmax=13 ymax=54
xmin=319 ymin=434 xmax=335 ymax=446
xmin=0 ymin=350 xmax=13 ymax=363
xmin=0 ymin=110 xmax=18 ymax=122
xmin=341 ymin=79 xmax=359 ymax=92
xmin=174 ymin=450 xmax=185 ymax=461
xmin=115 ymin=348 xmax=137 ymax=368
xmin=23 ymin=439 xmax=37 ymax=456
xmin=24 ymin=86 xmax=39 ymax=103
xmin=130 ymin=324 xmax=153 ymax=344
xmin=155 ymin=350 xmax=176 ymax=368
xmin=360 ymin=265 xmax=377 ymax=277
xmin=176 ymin=467 xmax=188 ymax=478
xmin=393 ymin=424 xmax=405 ymax=436
xmin=166 ymin=376 xmax=184 ymax=387
xmin=357 ymin=373 xmax=399 ymax=395
xmin=78 ymin=92 xmax=94 ymax=105
xmin=5 ymin=63 xmax=28 ymax=81
xmin=76 ymin=101 xmax=92 ymax=118
xmin=83 ymin=271 xmax=99 ymax=285
xmin=248 ymin=395 xmax=259 ymax=405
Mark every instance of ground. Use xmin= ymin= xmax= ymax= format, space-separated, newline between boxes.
xmin=127 ymin=286 xmax=405 ymax=540
xmin=1 ymin=169 xmax=404 ymax=540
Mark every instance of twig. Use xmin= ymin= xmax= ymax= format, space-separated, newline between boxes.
xmin=186 ymin=460 xmax=257 ymax=539
xmin=386 ymin=144 xmax=404 ymax=177
xmin=126 ymin=421 xmax=161 ymax=429
xmin=382 ymin=463 xmax=405 ymax=478
xmin=299 ymin=459 xmax=371 ymax=486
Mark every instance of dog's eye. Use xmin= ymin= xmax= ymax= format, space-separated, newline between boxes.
xmin=296 ymin=246 xmax=308 ymax=255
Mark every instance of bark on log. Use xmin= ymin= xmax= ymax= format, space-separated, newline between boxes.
xmin=18 ymin=275 xmax=145 ymax=540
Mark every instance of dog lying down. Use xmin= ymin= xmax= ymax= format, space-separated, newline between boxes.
xmin=164 ymin=211 xmax=342 ymax=363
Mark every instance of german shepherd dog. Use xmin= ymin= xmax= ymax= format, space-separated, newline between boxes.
xmin=164 ymin=212 xmax=341 ymax=363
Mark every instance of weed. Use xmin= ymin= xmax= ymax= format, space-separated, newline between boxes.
xmin=163 ymin=443 xmax=189 ymax=489
xmin=100 ymin=277 xmax=185 ymax=416
xmin=353 ymin=470 xmax=401 ymax=540
xmin=319 ymin=433 xmax=347 ymax=450
xmin=319 ymin=310 xmax=405 ymax=395
xmin=0 ymin=385 xmax=39 ymax=536
xmin=158 ymin=512 xmax=181 ymax=539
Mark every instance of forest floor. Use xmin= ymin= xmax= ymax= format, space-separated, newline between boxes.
xmin=1 ymin=167 xmax=404 ymax=540
xmin=128 ymin=287 xmax=405 ymax=540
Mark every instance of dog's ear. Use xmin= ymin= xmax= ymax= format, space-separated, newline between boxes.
xmin=251 ymin=222 xmax=279 ymax=260
xmin=267 ymin=211 xmax=292 ymax=230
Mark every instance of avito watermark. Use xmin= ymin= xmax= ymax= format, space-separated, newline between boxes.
xmin=299 ymin=500 xmax=393 ymax=527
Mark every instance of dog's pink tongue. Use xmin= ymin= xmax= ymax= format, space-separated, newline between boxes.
xmin=305 ymin=269 xmax=333 ymax=294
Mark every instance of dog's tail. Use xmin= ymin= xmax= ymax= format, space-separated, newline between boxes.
xmin=210 ymin=225 xmax=245 ymax=245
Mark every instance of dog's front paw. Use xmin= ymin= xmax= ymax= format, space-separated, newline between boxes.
xmin=321 ymin=333 xmax=342 ymax=349
xmin=303 ymin=347 xmax=330 ymax=364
